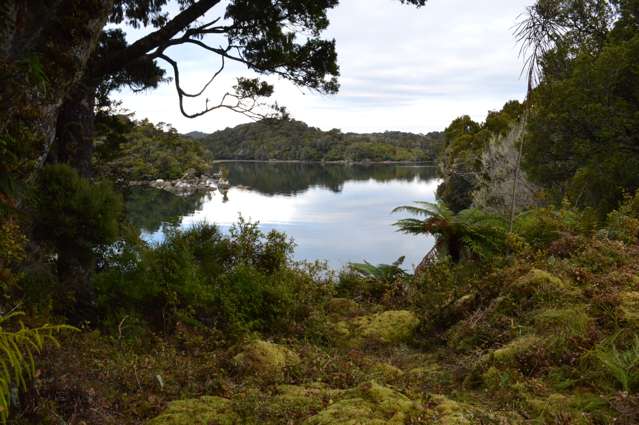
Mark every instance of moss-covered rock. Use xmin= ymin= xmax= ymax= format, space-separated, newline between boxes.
xmin=510 ymin=269 xmax=580 ymax=305
xmin=491 ymin=335 xmax=543 ymax=366
xmin=533 ymin=305 xmax=593 ymax=338
xmin=303 ymin=381 xmax=422 ymax=425
xmin=232 ymin=383 xmax=340 ymax=423
xmin=147 ymin=396 xmax=238 ymax=425
xmin=618 ymin=291 xmax=639 ymax=327
xmin=333 ymin=310 xmax=420 ymax=347
xmin=232 ymin=340 xmax=300 ymax=378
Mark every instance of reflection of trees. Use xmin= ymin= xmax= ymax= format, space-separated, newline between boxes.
xmin=220 ymin=163 xmax=438 ymax=196
xmin=125 ymin=187 xmax=206 ymax=232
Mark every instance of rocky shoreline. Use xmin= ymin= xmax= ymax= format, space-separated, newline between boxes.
xmin=129 ymin=173 xmax=229 ymax=197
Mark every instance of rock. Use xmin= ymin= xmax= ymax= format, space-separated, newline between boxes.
xmin=146 ymin=396 xmax=238 ymax=425
xmin=232 ymin=340 xmax=300 ymax=378
xmin=618 ymin=291 xmax=639 ymax=327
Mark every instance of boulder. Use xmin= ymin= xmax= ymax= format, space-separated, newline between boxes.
xmin=232 ymin=340 xmax=300 ymax=378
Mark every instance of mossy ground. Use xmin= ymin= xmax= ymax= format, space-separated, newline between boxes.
xmin=15 ymin=233 xmax=639 ymax=424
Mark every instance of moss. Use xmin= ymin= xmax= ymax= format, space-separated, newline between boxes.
xmin=367 ymin=362 xmax=404 ymax=382
xmin=427 ymin=395 xmax=475 ymax=425
xmin=533 ymin=305 xmax=592 ymax=338
xmin=491 ymin=335 xmax=543 ymax=366
xmin=524 ymin=392 xmax=608 ymax=424
xmin=303 ymin=381 xmax=422 ymax=425
xmin=618 ymin=291 xmax=639 ymax=327
xmin=234 ymin=384 xmax=340 ymax=423
xmin=147 ymin=396 xmax=238 ymax=425
xmin=232 ymin=340 xmax=300 ymax=378
xmin=331 ymin=310 xmax=419 ymax=348
xmin=510 ymin=269 xmax=580 ymax=305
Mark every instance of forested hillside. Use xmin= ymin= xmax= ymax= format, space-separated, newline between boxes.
xmin=194 ymin=118 xmax=444 ymax=162
xmin=94 ymin=115 xmax=211 ymax=181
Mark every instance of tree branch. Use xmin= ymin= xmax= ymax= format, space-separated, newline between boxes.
xmin=99 ymin=0 xmax=222 ymax=77
xmin=158 ymin=53 xmax=267 ymax=120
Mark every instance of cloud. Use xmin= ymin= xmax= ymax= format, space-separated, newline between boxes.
xmin=112 ymin=0 xmax=532 ymax=134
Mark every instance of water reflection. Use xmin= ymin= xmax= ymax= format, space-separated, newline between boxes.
xmin=128 ymin=163 xmax=439 ymax=270
xmin=221 ymin=162 xmax=438 ymax=195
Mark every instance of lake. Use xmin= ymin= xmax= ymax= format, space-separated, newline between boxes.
xmin=126 ymin=162 xmax=439 ymax=271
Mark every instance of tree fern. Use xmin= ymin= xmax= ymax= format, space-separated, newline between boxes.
xmin=349 ymin=256 xmax=407 ymax=283
xmin=392 ymin=201 xmax=508 ymax=262
xmin=0 ymin=312 xmax=74 ymax=423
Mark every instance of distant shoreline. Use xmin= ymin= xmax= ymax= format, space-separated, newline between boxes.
xmin=210 ymin=159 xmax=437 ymax=166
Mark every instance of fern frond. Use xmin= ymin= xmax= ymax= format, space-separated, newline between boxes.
xmin=0 ymin=313 xmax=75 ymax=423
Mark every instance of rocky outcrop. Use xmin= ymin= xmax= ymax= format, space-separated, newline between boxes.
xmin=472 ymin=119 xmax=543 ymax=216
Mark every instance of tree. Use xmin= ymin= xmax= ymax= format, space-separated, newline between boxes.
xmin=52 ymin=0 xmax=429 ymax=176
xmin=518 ymin=0 xmax=639 ymax=214
xmin=393 ymin=201 xmax=507 ymax=269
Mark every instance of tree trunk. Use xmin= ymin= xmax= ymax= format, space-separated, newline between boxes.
xmin=53 ymin=82 xmax=98 ymax=177
xmin=0 ymin=0 xmax=113 ymax=179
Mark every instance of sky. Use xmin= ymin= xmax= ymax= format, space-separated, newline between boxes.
xmin=113 ymin=0 xmax=533 ymax=134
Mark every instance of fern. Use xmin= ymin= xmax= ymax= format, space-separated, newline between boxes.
xmin=595 ymin=335 xmax=639 ymax=393
xmin=0 ymin=312 xmax=74 ymax=423
xmin=349 ymin=256 xmax=407 ymax=283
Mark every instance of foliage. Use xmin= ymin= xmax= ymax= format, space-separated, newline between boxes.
xmin=29 ymin=164 xmax=123 ymax=316
xmin=0 ymin=312 xmax=73 ymax=424
xmin=522 ymin=0 xmax=639 ymax=216
xmin=197 ymin=118 xmax=444 ymax=162
xmin=349 ymin=258 xmax=407 ymax=282
xmin=393 ymin=201 xmax=508 ymax=262
xmin=94 ymin=220 xmax=332 ymax=337
xmin=595 ymin=335 xmax=639 ymax=393
xmin=94 ymin=116 xmax=211 ymax=181
xmin=33 ymin=164 xmax=123 ymax=262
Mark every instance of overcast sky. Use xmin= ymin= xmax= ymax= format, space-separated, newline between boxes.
xmin=113 ymin=0 xmax=533 ymax=134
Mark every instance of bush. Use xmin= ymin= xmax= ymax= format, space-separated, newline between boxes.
xmin=94 ymin=221 xmax=332 ymax=338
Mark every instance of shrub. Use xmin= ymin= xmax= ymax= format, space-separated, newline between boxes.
xmin=94 ymin=221 xmax=332 ymax=338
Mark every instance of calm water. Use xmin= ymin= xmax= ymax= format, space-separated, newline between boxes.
xmin=127 ymin=162 xmax=439 ymax=271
